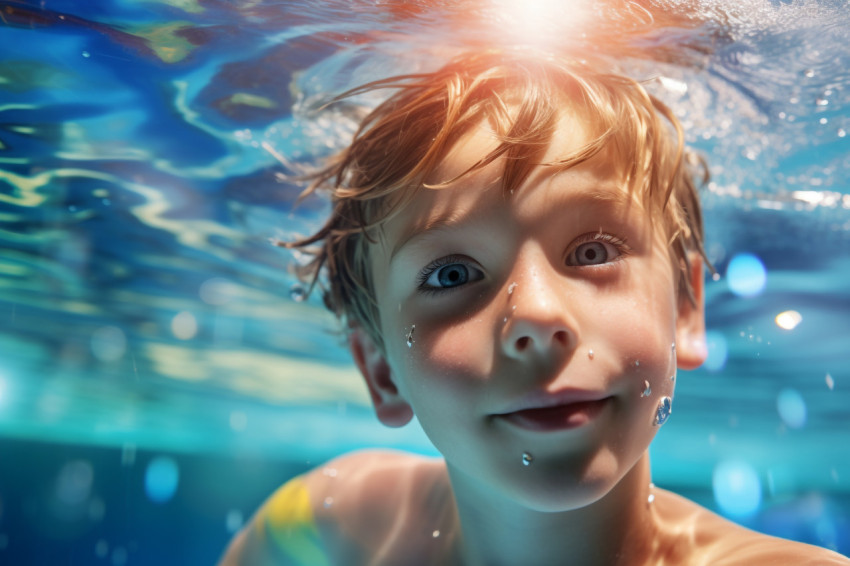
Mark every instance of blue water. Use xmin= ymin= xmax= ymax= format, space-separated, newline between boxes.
xmin=1 ymin=0 xmax=849 ymax=563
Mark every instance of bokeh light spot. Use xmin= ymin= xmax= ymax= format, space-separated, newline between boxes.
xmin=144 ymin=456 xmax=179 ymax=504
xmin=55 ymin=460 xmax=94 ymax=506
xmin=171 ymin=311 xmax=198 ymax=340
xmin=777 ymin=388 xmax=807 ymax=429
xmin=775 ymin=310 xmax=803 ymax=330
xmin=727 ymin=253 xmax=767 ymax=297
xmin=226 ymin=509 xmax=244 ymax=533
xmin=712 ymin=460 xmax=762 ymax=518
xmin=703 ymin=330 xmax=728 ymax=372
xmin=95 ymin=539 xmax=109 ymax=558
xmin=90 ymin=325 xmax=127 ymax=362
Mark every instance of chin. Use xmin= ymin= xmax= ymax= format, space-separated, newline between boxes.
xmin=506 ymin=466 xmax=619 ymax=513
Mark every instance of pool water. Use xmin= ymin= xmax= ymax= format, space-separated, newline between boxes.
xmin=0 ymin=0 xmax=848 ymax=563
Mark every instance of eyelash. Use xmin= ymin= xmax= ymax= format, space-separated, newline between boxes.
xmin=416 ymin=255 xmax=478 ymax=295
xmin=415 ymin=231 xmax=630 ymax=296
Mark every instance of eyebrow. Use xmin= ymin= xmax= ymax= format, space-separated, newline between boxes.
xmin=389 ymin=211 xmax=467 ymax=262
xmin=388 ymin=186 xmax=634 ymax=263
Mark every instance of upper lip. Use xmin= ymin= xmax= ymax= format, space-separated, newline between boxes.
xmin=493 ymin=388 xmax=611 ymax=416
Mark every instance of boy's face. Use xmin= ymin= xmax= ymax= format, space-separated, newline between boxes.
xmin=351 ymin=110 xmax=706 ymax=511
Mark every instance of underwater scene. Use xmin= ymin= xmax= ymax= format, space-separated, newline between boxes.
xmin=0 ymin=0 xmax=848 ymax=564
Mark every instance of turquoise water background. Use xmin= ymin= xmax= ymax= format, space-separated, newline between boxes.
xmin=1 ymin=0 xmax=849 ymax=563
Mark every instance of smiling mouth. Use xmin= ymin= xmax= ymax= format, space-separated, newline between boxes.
xmin=497 ymin=398 xmax=611 ymax=432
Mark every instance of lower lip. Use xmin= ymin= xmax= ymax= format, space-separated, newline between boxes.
xmin=499 ymin=398 xmax=610 ymax=432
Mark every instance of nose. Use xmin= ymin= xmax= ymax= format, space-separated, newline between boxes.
xmin=501 ymin=251 xmax=578 ymax=360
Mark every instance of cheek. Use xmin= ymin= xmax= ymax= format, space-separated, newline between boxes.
xmin=602 ymin=283 xmax=678 ymax=395
xmin=383 ymin=309 xmax=497 ymax=410
xmin=408 ymin=315 xmax=495 ymax=381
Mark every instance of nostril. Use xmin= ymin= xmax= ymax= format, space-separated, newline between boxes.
xmin=554 ymin=330 xmax=569 ymax=345
xmin=515 ymin=336 xmax=530 ymax=351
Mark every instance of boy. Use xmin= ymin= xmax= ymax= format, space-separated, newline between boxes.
xmin=221 ymin=51 xmax=849 ymax=565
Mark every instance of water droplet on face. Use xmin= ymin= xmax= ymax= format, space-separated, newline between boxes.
xmin=322 ymin=467 xmax=338 ymax=478
xmin=654 ymin=396 xmax=673 ymax=426
xmin=647 ymin=493 xmax=655 ymax=504
xmin=521 ymin=452 xmax=533 ymax=466
xmin=671 ymin=342 xmax=676 ymax=353
xmin=323 ymin=497 xmax=334 ymax=509
xmin=406 ymin=324 xmax=415 ymax=348
xmin=289 ymin=284 xmax=306 ymax=302
xmin=634 ymin=360 xmax=640 ymax=368
xmin=507 ymin=282 xmax=517 ymax=295
xmin=588 ymin=349 xmax=594 ymax=360
xmin=826 ymin=373 xmax=834 ymax=390
xmin=670 ymin=374 xmax=676 ymax=382
xmin=641 ymin=381 xmax=651 ymax=397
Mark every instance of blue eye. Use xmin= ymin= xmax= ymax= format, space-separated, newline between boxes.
xmin=419 ymin=257 xmax=484 ymax=292
xmin=430 ymin=264 xmax=469 ymax=287
xmin=566 ymin=234 xmax=628 ymax=267
xmin=574 ymin=242 xmax=609 ymax=265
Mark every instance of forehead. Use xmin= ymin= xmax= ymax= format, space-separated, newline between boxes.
xmin=378 ymin=109 xmax=637 ymax=258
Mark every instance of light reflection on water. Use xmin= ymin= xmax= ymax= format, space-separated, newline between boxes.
xmin=0 ymin=0 xmax=849 ymax=562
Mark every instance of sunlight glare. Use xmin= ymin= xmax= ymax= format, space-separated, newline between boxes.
xmin=490 ymin=0 xmax=591 ymax=47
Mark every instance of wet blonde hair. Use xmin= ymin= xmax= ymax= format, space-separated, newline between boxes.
xmin=283 ymin=50 xmax=709 ymax=351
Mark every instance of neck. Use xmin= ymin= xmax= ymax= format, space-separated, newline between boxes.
xmin=445 ymin=455 xmax=661 ymax=566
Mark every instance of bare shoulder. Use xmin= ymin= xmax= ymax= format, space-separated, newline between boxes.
xmin=654 ymin=489 xmax=850 ymax=565
xmin=303 ymin=450 xmax=456 ymax=564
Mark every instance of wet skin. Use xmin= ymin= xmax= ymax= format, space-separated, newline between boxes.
xmin=360 ymin=111 xmax=705 ymax=515
xmin=220 ymin=112 xmax=850 ymax=566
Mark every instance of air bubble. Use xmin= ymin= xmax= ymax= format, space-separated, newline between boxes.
xmin=641 ymin=381 xmax=651 ymax=397
xmin=804 ymin=69 xmax=815 ymax=78
xmin=826 ymin=374 xmax=834 ymax=390
xmin=82 ymin=51 xmax=91 ymax=58
xmin=406 ymin=325 xmax=415 ymax=348
xmin=838 ymin=129 xmax=846 ymax=138
xmin=507 ymin=282 xmax=518 ymax=295
xmin=654 ymin=396 xmax=672 ymax=426
xmin=289 ymin=284 xmax=306 ymax=302
xmin=521 ymin=452 xmax=533 ymax=466
xmin=432 ymin=530 xmax=440 ymax=538
xmin=816 ymin=98 xmax=829 ymax=107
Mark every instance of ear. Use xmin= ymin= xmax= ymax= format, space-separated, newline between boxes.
xmin=675 ymin=253 xmax=708 ymax=370
xmin=349 ymin=326 xmax=413 ymax=428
